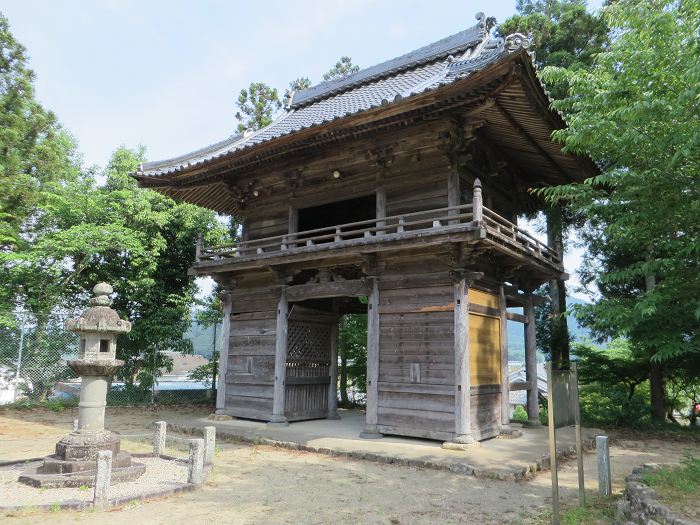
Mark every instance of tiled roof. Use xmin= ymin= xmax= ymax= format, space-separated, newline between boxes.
xmin=137 ymin=13 xmax=530 ymax=178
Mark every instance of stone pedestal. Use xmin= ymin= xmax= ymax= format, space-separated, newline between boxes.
xmin=18 ymin=283 xmax=145 ymax=488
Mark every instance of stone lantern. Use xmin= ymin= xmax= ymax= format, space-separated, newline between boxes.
xmin=19 ymin=283 xmax=145 ymax=487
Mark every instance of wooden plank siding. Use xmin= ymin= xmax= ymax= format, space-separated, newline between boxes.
xmin=376 ymin=271 xmax=502 ymax=441
xmin=222 ymin=287 xmax=280 ymax=421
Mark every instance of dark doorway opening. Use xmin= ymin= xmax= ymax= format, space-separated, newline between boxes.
xmin=298 ymin=194 xmax=375 ymax=233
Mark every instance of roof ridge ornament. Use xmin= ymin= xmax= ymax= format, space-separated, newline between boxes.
xmin=504 ymin=33 xmax=531 ymax=52
xmin=475 ymin=12 xmax=487 ymax=37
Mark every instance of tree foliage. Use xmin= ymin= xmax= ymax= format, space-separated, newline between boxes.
xmin=323 ymin=56 xmax=359 ymax=81
xmin=234 ymin=82 xmax=282 ymax=133
xmin=540 ymin=0 xmax=700 ymax=418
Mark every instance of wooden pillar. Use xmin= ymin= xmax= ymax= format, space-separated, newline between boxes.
xmin=453 ymin=276 xmax=473 ymax=443
xmin=215 ymin=292 xmax=233 ymax=412
xmin=524 ymin=294 xmax=540 ymax=425
xmin=376 ymin=187 xmax=386 ymax=235
xmin=360 ymin=276 xmax=382 ymax=438
xmin=498 ymin=285 xmax=510 ymax=428
xmin=270 ymin=290 xmax=289 ymax=426
xmin=472 ymin=178 xmax=483 ymax=223
xmin=447 ymin=171 xmax=460 ymax=225
xmin=328 ymin=318 xmax=340 ymax=419
xmin=288 ymin=205 xmax=298 ymax=248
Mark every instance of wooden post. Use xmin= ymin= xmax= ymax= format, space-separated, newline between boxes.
xmin=472 ymin=178 xmax=483 ymax=223
xmin=571 ymin=362 xmax=585 ymax=507
xmin=499 ymin=285 xmax=510 ymax=428
xmin=453 ymin=275 xmax=473 ymax=443
xmin=524 ymin=294 xmax=540 ymax=425
xmin=270 ymin=290 xmax=289 ymax=426
xmin=288 ymin=205 xmax=298 ymax=248
xmin=546 ymin=362 xmax=560 ymax=524
xmin=328 ymin=319 xmax=340 ymax=419
xmin=360 ymin=277 xmax=382 ymax=438
xmin=215 ymin=292 xmax=233 ymax=412
xmin=376 ymin=187 xmax=386 ymax=235
xmin=447 ymin=171 xmax=460 ymax=225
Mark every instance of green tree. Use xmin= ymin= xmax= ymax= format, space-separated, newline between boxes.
xmin=188 ymin=288 xmax=223 ymax=393
xmin=338 ymin=313 xmax=367 ymax=404
xmin=540 ymin=0 xmax=700 ymax=420
xmin=499 ymin=0 xmax=609 ymax=366
xmin=0 ymin=12 xmax=82 ymax=326
xmin=283 ymin=77 xmax=311 ymax=106
xmin=323 ymin=56 xmax=359 ymax=81
xmin=235 ymin=82 xmax=282 ymax=132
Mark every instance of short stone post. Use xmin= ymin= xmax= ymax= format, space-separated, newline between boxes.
xmin=188 ymin=438 xmax=205 ymax=485
xmin=93 ymin=450 xmax=112 ymax=508
xmin=73 ymin=419 xmax=79 ymax=431
xmin=153 ymin=421 xmax=166 ymax=457
xmin=596 ymin=435 xmax=612 ymax=497
xmin=203 ymin=426 xmax=216 ymax=465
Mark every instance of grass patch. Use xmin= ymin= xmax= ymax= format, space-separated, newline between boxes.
xmin=0 ymin=398 xmax=77 ymax=412
xmin=641 ymin=456 xmax=700 ymax=520
xmin=524 ymin=496 xmax=618 ymax=524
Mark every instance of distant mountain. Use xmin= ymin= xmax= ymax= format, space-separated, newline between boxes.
xmin=507 ymin=295 xmax=591 ymax=364
xmin=184 ymin=322 xmax=221 ymax=358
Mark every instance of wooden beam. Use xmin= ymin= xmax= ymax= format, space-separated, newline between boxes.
xmin=506 ymin=311 xmax=528 ymax=324
xmin=215 ymin=292 xmax=233 ymax=411
xmin=270 ymin=291 xmax=289 ymax=425
xmin=285 ymin=279 xmax=370 ymax=302
xmin=509 ymin=381 xmax=531 ymax=391
xmin=499 ymin=285 xmax=510 ymax=427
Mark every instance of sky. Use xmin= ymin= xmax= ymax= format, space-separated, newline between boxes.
xmin=3 ymin=0 xmax=602 ymax=299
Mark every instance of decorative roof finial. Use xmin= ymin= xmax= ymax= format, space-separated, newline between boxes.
xmin=475 ymin=12 xmax=486 ymax=35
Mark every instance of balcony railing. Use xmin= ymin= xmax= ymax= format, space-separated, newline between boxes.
xmin=195 ymin=185 xmax=561 ymax=270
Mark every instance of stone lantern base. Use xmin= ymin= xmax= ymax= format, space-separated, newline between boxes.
xmin=18 ymin=430 xmax=145 ymax=488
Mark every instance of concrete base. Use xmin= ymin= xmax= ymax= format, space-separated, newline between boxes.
xmin=327 ymin=412 xmax=341 ymax=420
xmin=267 ymin=421 xmax=290 ymax=428
xmin=168 ymin=410 xmax=602 ymax=481
xmin=18 ymin=461 xmax=146 ymax=489
xmin=523 ymin=419 xmax=542 ymax=428
xmin=208 ymin=413 xmax=234 ymax=422
xmin=55 ymin=431 xmax=120 ymax=461
xmin=359 ymin=425 xmax=384 ymax=439
xmin=43 ymin=451 xmax=133 ymax=474
xmin=442 ymin=441 xmax=481 ymax=451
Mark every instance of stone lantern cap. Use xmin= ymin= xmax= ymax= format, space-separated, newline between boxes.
xmin=66 ymin=283 xmax=132 ymax=335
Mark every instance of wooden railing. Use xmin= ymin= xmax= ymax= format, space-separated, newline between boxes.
xmin=195 ymin=180 xmax=561 ymax=269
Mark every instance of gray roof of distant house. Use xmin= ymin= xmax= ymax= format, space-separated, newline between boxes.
xmin=137 ymin=13 xmax=531 ymax=178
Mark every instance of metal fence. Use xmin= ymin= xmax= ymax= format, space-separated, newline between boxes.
xmin=0 ymin=311 xmax=220 ymax=407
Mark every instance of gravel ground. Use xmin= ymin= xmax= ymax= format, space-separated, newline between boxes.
xmin=0 ymin=457 xmax=188 ymax=507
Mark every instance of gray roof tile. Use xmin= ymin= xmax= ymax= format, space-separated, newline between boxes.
xmin=138 ymin=13 xmax=530 ymax=178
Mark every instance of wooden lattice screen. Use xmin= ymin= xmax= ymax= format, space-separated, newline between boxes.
xmin=285 ymin=321 xmax=332 ymax=421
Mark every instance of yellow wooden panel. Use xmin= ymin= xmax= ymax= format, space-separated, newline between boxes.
xmin=469 ymin=313 xmax=501 ymax=385
xmin=468 ymin=288 xmax=499 ymax=309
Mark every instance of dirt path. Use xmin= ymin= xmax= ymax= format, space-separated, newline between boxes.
xmin=1 ymin=408 xmax=696 ymax=524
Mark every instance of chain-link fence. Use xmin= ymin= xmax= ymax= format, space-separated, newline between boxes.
xmin=0 ymin=311 xmax=220 ymax=407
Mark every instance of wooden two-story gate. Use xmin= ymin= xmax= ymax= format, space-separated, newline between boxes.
xmin=134 ymin=12 xmax=597 ymax=443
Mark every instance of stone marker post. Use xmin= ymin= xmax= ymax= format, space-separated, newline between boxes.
xmin=597 ymin=435 xmax=612 ymax=497
xmin=188 ymin=438 xmax=205 ymax=485
xmin=153 ymin=421 xmax=167 ymax=457
xmin=203 ymin=426 xmax=216 ymax=465
xmin=93 ymin=450 xmax=112 ymax=508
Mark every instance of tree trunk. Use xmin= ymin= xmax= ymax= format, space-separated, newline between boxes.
xmin=546 ymin=207 xmax=570 ymax=368
xmin=649 ymin=361 xmax=666 ymax=422
xmin=339 ymin=316 xmax=349 ymax=404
